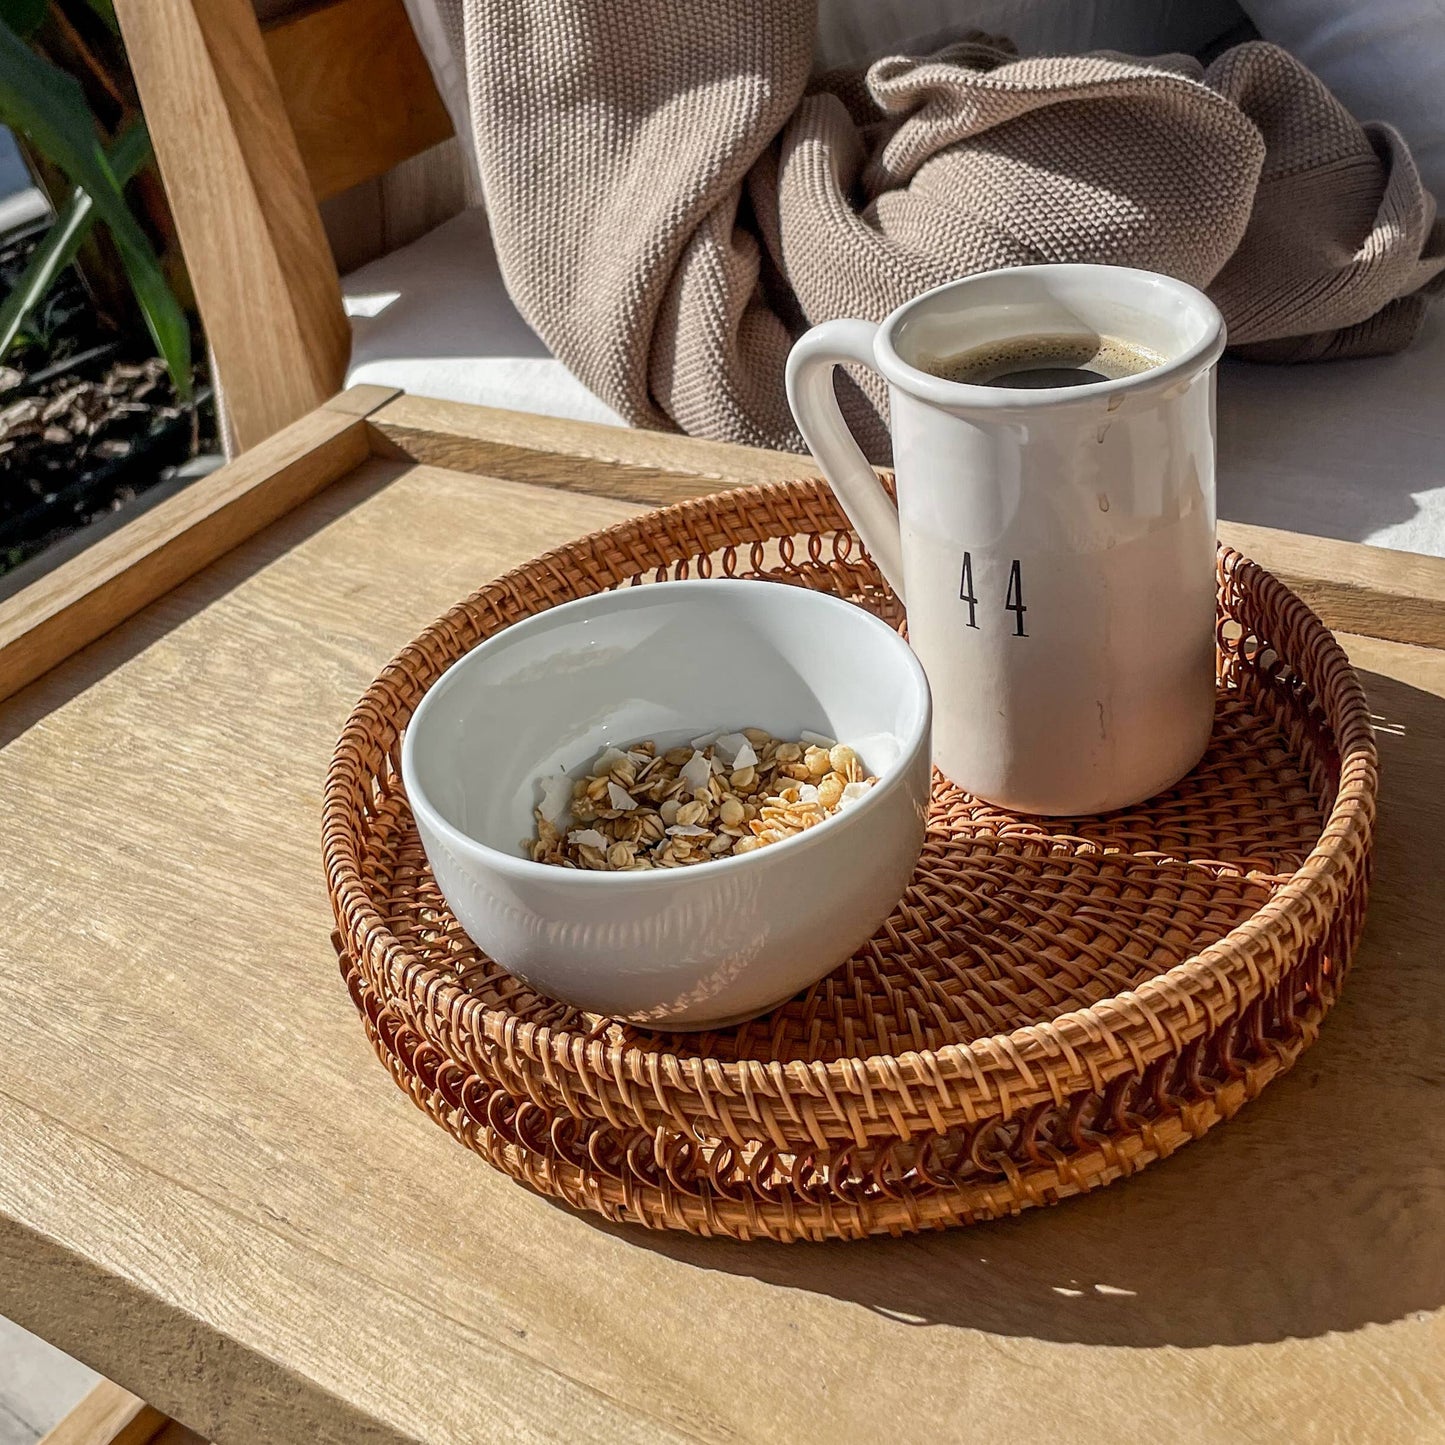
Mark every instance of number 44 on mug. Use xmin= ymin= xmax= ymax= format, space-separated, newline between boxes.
xmin=960 ymin=552 xmax=1027 ymax=637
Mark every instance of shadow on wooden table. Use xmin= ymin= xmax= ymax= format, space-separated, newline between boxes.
xmin=576 ymin=670 xmax=1445 ymax=1349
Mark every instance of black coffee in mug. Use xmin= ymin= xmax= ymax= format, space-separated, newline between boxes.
xmin=923 ymin=332 xmax=1164 ymax=389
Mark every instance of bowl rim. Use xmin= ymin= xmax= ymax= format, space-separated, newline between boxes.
xmin=399 ymin=577 xmax=933 ymax=888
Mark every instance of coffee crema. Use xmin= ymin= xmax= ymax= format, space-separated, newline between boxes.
xmin=922 ymin=332 xmax=1164 ymax=389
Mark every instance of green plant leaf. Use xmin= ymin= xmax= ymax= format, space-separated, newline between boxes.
xmin=0 ymin=115 xmax=149 ymax=359
xmin=104 ymin=172 xmax=193 ymax=402
xmin=0 ymin=0 xmax=48 ymax=40
xmin=0 ymin=21 xmax=192 ymax=399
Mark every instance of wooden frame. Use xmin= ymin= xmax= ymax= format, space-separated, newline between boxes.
xmin=263 ymin=0 xmax=452 ymax=203
xmin=39 ymin=1379 xmax=205 ymax=1445
xmin=112 ymin=0 xmax=451 ymax=451
xmin=3 ymin=387 xmax=1444 ymax=709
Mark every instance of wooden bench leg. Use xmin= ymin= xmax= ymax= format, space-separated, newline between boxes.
xmin=38 ymin=1379 xmax=207 ymax=1445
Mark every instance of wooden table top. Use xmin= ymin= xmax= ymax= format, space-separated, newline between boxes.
xmin=2 ymin=390 xmax=1444 ymax=1443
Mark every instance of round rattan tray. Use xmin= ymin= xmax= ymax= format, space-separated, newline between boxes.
xmin=324 ymin=479 xmax=1377 ymax=1242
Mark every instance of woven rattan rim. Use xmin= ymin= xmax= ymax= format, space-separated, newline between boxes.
xmin=324 ymin=479 xmax=1377 ymax=1145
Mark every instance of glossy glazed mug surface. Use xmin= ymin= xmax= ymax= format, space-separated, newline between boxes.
xmin=786 ymin=264 xmax=1227 ymax=816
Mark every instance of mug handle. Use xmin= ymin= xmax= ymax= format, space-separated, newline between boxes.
xmin=785 ymin=319 xmax=907 ymax=604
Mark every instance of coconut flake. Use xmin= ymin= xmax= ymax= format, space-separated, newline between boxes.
xmin=800 ymin=730 xmax=837 ymax=749
xmin=679 ymin=749 xmax=713 ymax=794
xmin=710 ymin=753 xmax=726 ymax=774
xmin=712 ymin=731 xmax=750 ymax=765
xmin=797 ymin=782 xmax=820 ymax=805
xmin=667 ymin=823 xmax=711 ymax=837
xmin=837 ymin=780 xmax=874 ymax=811
xmin=607 ymin=780 xmax=638 ymax=811
xmin=593 ymin=746 xmax=628 ymax=775
xmin=537 ymin=774 xmax=574 ymax=827
xmin=567 ymin=828 xmax=609 ymax=849
xmin=689 ymin=729 xmax=721 ymax=750
xmin=731 ymin=740 xmax=759 ymax=769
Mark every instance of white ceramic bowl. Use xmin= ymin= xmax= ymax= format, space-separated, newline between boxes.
xmin=401 ymin=579 xmax=932 ymax=1030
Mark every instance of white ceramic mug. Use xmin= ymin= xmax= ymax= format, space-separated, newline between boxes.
xmin=786 ymin=264 xmax=1227 ymax=816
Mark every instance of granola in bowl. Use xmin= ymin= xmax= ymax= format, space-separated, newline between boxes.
xmin=529 ymin=728 xmax=876 ymax=871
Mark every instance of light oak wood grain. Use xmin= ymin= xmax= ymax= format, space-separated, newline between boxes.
xmin=1 ymin=452 xmax=1443 ymax=1443
xmin=114 ymin=0 xmax=352 ymax=450
xmin=368 ymin=392 xmax=830 ymax=497
xmin=1221 ymin=519 xmax=1445 ymax=650
xmin=317 ymin=383 xmax=402 ymax=419
xmin=316 ymin=173 xmax=385 ymax=276
xmin=374 ymin=139 xmax=474 ymax=251
xmin=261 ymin=0 xmax=453 ymax=203
xmin=318 ymin=137 xmax=470 ymax=274
xmin=0 ymin=391 xmax=395 ymax=705
xmin=38 ymin=1379 xmax=204 ymax=1445
xmin=36 ymin=1379 xmax=166 ymax=1445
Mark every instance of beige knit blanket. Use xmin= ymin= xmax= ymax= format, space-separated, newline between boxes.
xmin=445 ymin=2 xmax=1445 ymax=454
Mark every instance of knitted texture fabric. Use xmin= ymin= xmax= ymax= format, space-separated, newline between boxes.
xmin=441 ymin=1 xmax=1445 ymax=454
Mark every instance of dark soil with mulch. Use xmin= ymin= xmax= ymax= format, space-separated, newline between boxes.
xmin=0 ymin=220 xmax=215 ymax=577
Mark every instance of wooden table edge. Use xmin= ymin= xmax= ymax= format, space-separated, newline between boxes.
xmin=1 ymin=384 xmax=1443 ymax=707
xmin=1 ymin=1078 xmax=691 ymax=1444
xmin=0 ymin=1091 xmax=390 ymax=1445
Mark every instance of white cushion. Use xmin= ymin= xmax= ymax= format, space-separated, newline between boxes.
xmin=1232 ymin=0 xmax=1445 ymax=202
xmin=813 ymin=0 xmax=1246 ymax=70
xmin=343 ymin=209 xmax=626 ymax=428
xmin=1216 ymin=306 xmax=1445 ymax=557
xmin=346 ymin=209 xmax=1445 ymax=558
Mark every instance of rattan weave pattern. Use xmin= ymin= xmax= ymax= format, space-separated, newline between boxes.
xmin=324 ymin=480 xmax=1377 ymax=1240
